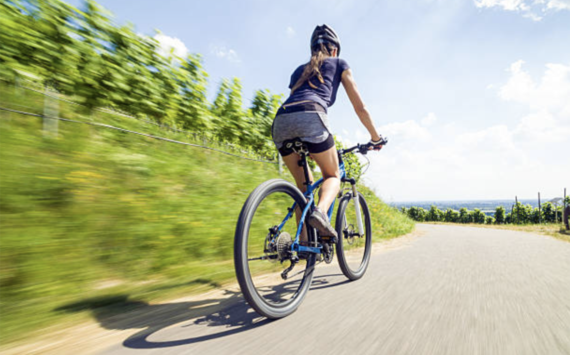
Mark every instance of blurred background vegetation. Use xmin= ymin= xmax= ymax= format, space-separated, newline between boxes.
xmin=0 ymin=0 xmax=414 ymax=344
xmin=1 ymin=0 xmax=282 ymax=157
xmin=402 ymin=201 xmax=566 ymax=225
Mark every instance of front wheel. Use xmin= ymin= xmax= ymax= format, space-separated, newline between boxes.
xmin=234 ymin=179 xmax=316 ymax=319
xmin=335 ymin=191 xmax=372 ymax=280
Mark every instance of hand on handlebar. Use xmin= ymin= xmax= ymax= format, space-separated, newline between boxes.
xmin=368 ymin=136 xmax=387 ymax=151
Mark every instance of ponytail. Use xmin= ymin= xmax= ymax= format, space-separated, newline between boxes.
xmin=290 ymin=43 xmax=336 ymax=93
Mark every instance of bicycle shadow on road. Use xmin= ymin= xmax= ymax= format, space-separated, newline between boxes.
xmin=55 ymin=275 xmax=347 ymax=350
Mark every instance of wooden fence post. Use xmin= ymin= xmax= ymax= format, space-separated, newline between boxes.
xmin=538 ymin=192 xmax=541 ymax=224
xmin=514 ymin=196 xmax=518 ymax=224
xmin=43 ymin=85 xmax=59 ymax=137
xmin=562 ymin=188 xmax=570 ymax=230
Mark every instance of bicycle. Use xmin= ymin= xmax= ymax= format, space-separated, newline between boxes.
xmin=234 ymin=137 xmax=388 ymax=319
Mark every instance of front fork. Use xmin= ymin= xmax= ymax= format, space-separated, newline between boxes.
xmin=342 ymin=177 xmax=365 ymax=236
xmin=352 ymin=184 xmax=365 ymax=236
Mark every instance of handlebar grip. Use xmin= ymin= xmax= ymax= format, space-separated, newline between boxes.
xmin=359 ymin=137 xmax=388 ymax=154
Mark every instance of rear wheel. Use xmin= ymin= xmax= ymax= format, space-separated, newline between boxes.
xmin=335 ymin=192 xmax=372 ymax=280
xmin=234 ymin=179 xmax=316 ymax=319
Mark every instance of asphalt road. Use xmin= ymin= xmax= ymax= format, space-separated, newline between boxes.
xmin=95 ymin=224 xmax=570 ymax=355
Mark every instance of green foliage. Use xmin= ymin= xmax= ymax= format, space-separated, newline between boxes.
xmin=0 ymin=0 xmax=281 ymax=159
xmin=426 ymin=205 xmax=443 ymax=222
xmin=471 ymin=208 xmax=486 ymax=224
xmin=0 ymin=99 xmax=413 ymax=341
xmin=404 ymin=200 xmax=564 ymax=226
xmin=335 ymin=138 xmax=363 ymax=182
xmin=494 ymin=206 xmax=506 ymax=224
xmin=459 ymin=207 xmax=471 ymax=223
xmin=511 ymin=202 xmax=532 ymax=224
xmin=530 ymin=207 xmax=541 ymax=224
xmin=444 ymin=208 xmax=460 ymax=223
xmin=0 ymin=0 xmax=416 ymax=342
xmin=541 ymin=202 xmax=555 ymax=223
xmin=407 ymin=206 xmax=426 ymax=222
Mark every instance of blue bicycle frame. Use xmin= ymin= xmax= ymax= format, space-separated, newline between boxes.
xmin=275 ymin=159 xmax=347 ymax=256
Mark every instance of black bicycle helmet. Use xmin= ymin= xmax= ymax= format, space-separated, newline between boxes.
xmin=310 ymin=24 xmax=341 ymax=55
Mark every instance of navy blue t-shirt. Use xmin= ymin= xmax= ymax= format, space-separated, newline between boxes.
xmin=282 ymin=57 xmax=350 ymax=112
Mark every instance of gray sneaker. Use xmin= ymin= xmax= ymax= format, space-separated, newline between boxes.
xmin=308 ymin=207 xmax=338 ymax=242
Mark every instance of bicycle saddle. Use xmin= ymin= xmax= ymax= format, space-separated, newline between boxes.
xmin=283 ymin=138 xmax=309 ymax=155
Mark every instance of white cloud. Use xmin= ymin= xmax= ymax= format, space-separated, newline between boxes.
xmin=499 ymin=60 xmax=570 ymax=118
xmin=153 ymin=33 xmax=188 ymax=59
xmin=474 ymin=0 xmax=570 ymax=20
xmin=379 ymin=120 xmax=432 ymax=142
xmin=210 ymin=45 xmax=241 ymax=64
xmin=481 ymin=60 xmax=570 ymax=149
xmin=421 ymin=112 xmax=437 ymax=126
xmin=546 ymin=0 xmax=570 ymax=10
xmin=514 ymin=110 xmax=570 ymax=143
xmin=475 ymin=0 xmax=529 ymax=11
xmin=286 ymin=26 xmax=296 ymax=38
xmin=355 ymin=61 xmax=570 ymax=201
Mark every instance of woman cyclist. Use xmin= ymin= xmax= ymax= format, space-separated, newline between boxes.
xmin=272 ymin=24 xmax=383 ymax=241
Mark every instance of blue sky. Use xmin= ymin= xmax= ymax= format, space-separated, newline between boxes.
xmin=67 ymin=0 xmax=570 ymax=202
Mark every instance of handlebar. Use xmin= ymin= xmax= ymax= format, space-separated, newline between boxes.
xmin=339 ymin=137 xmax=389 ymax=156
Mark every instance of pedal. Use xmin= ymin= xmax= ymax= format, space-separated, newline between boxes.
xmin=322 ymin=242 xmax=334 ymax=264
xmin=321 ymin=235 xmax=338 ymax=245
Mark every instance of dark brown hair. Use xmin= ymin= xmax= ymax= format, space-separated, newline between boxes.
xmin=290 ymin=42 xmax=336 ymax=93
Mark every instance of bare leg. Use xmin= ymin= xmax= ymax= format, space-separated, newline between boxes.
xmin=310 ymin=146 xmax=341 ymax=213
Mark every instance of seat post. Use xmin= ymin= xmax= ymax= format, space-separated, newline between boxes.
xmin=297 ymin=153 xmax=313 ymax=186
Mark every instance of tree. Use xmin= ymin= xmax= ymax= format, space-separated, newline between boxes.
xmin=471 ymin=209 xmax=486 ymax=224
xmin=444 ymin=209 xmax=459 ymax=223
xmin=407 ymin=206 xmax=426 ymax=222
xmin=0 ymin=0 xmax=282 ymax=159
xmin=459 ymin=208 xmax=471 ymax=223
xmin=417 ymin=208 xmax=427 ymax=222
xmin=175 ymin=54 xmax=212 ymax=131
xmin=211 ymin=78 xmax=250 ymax=144
xmin=511 ymin=202 xmax=532 ymax=224
xmin=485 ymin=216 xmax=495 ymax=225
xmin=530 ymin=207 xmax=541 ymax=224
xmin=426 ymin=205 xmax=442 ymax=222
xmin=247 ymin=89 xmax=283 ymax=155
xmin=541 ymin=202 xmax=555 ymax=223
xmin=494 ymin=206 xmax=506 ymax=224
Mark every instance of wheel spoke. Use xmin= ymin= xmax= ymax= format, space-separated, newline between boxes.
xmin=248 ymin=255 xmax=278 ymax=261
xmin=335 ymin=192 xmax=372 ymax=281
xmin=234 ymin=179 xmax=316 ymax=319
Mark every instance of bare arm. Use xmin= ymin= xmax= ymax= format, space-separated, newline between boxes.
xmin=341 ymin=69 xmax=381 ymax=142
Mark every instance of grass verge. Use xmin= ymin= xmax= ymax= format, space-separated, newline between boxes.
xmin=0 ymin=84 xmax=414 ymax=344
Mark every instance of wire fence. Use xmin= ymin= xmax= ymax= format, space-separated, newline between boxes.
xmin=0 ymin=105 xmax=278 ymax=164
xmin=3 ymin=78 xmax=275 ymax=160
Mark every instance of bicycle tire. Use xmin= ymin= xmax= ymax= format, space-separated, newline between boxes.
xmin=234 ymin=179 xmax=316 ymax=319
xmin=335 ymin=191 xmax=372 ymax=280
